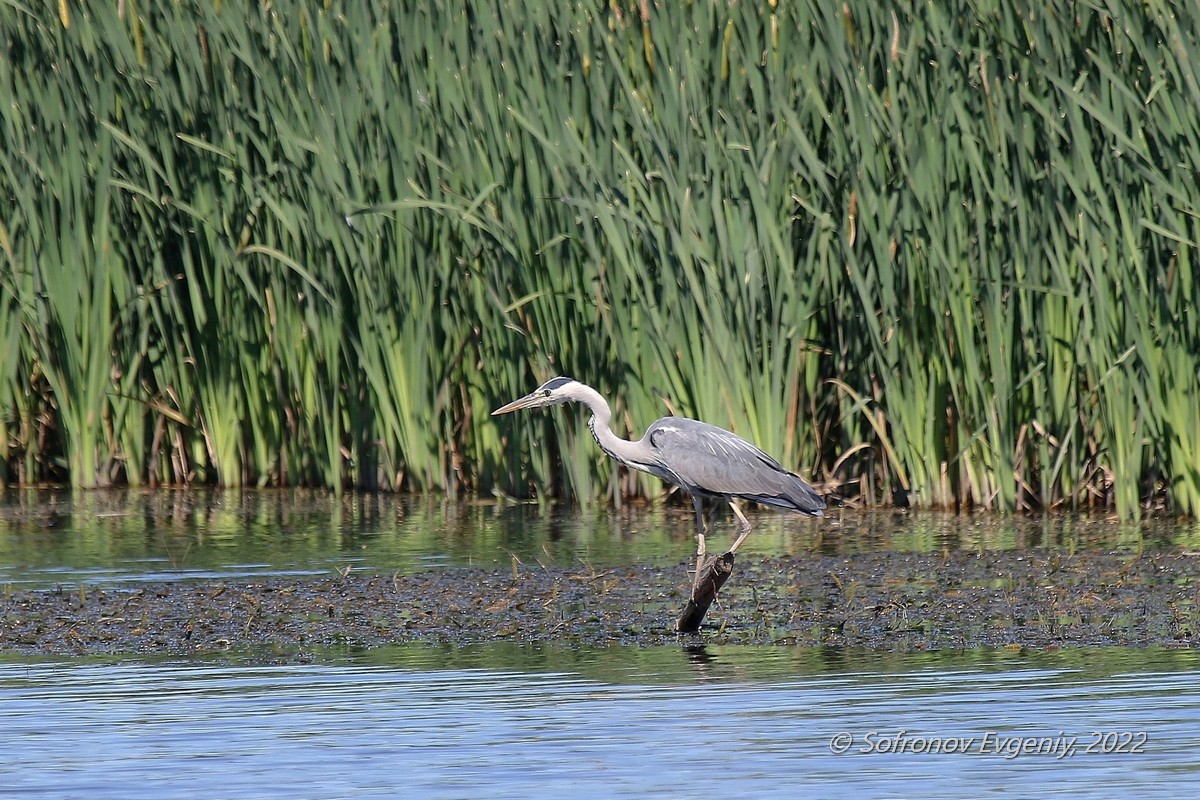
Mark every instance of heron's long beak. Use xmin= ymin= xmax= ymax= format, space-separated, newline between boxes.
xmin=491 ymin=393 xmax=540 ymax=415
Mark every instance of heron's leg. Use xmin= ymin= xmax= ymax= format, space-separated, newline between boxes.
xmin=726 ymin=501 xmax=753 ymax=554
xmin=692 ymin=495 xmax=706 ymax=590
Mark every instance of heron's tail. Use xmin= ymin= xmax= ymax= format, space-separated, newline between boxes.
xmin=748 ymin=473 xmax=826 ymax=516
xmin=785 ymin=475 xmax=826 ymax=515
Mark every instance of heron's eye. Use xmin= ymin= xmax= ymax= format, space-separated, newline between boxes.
xmin=543 ymin=390 xmax=552 ymax=397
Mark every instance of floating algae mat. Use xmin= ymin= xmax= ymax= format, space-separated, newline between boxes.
xmin=2 ymin=491 xmax=1199 ymax=655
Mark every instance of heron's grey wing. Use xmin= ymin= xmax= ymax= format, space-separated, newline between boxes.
xmin=645 ymin=417 xmax=824 ymax=514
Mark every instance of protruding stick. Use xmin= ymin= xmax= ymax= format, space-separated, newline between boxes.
xmin=677 ymin=552 xmax=734 ymax=633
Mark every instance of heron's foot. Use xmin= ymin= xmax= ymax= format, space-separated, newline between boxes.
xmin=726 ymin=502 xmax=753 ymax=554
xmin=692 ymin=533 xmax=707 ymax=591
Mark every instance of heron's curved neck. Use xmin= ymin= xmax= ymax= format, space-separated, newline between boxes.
xmin=573 ymin=384 xmax=644 ymax=468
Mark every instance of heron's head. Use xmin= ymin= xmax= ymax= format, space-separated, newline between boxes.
xmin=492 ymin=376 xmax=582 ymax=415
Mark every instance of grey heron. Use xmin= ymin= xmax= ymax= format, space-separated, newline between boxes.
xmin=492 ymin=376 xmax=824 ymax=587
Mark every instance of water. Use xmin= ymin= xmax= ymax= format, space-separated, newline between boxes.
xmin=3 ymin=491 xmax=1200 ymax=797
xmin=3 ymin=489 xmax=1199 ymax=589
xmin=1 ymin=644 xmax=1197 ymax=799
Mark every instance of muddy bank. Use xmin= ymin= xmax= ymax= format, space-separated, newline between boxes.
xmin=2 ymin=549 xmax=1198 ymax=656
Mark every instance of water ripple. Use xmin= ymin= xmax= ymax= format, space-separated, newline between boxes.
xmin=1 ymin=645 xmax=1198 ymax=799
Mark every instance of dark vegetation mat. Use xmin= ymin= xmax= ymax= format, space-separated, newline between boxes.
xmin=3 ymin=550 xmax=1198 ymax=656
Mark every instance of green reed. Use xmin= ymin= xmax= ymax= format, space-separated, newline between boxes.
xmin=1 ymin=0 xmax=1198 ymax=518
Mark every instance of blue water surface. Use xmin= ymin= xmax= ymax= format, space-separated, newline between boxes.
xmin=1 ymin=644 xmax=1197 ymax=799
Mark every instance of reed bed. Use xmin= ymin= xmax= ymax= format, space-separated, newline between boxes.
xmin=1 ymin=0 xmax=1198 ymax=517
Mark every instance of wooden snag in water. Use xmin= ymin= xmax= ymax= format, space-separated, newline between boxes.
xmin=676 ymin=552 xmax=734 ymax=633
